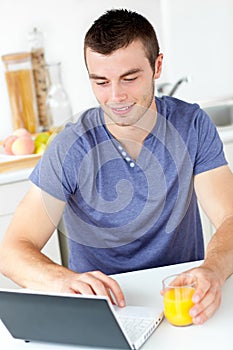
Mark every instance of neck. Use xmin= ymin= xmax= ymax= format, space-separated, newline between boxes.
xmin=105 ymin=103 xmax=157 ymax=144
xmin=104 ymin=102 xmax=157 ymax=161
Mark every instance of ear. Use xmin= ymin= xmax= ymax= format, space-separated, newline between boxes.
xmin=154 ymin=53 xmax=163 ymax=79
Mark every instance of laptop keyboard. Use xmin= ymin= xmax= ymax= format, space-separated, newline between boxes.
xmin=119 ymin=316 xmax=156 ymax=343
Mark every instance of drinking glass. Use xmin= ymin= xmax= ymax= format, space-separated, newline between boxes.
xmin=162 ymin=273 xmax=197 ymax=326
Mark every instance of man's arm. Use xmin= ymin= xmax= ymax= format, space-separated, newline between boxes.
xmin=188 ymin=165 xmax=233 ymax=324
xmin=0 ymin=184 xmax=125 ymax=306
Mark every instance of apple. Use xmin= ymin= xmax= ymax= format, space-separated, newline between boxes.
xmin=12 ymin=128 xmax=30 ymax=138
xmin=3 ymin=135 xmax=18 ymax=155
xmin=34 ymin=132 xmax=50 ymax=154
xmin=34 ymin=143 xmax=47 ymax=155
xmin=34 ymin=132 xmax=50 ymax=147
xmin=11 ymin=135 xmax=35 ymax=155
xmin=3 ymin=130 xmax=35 ymax=156
xmin=2 ymin=127 xmax=61 ymax=156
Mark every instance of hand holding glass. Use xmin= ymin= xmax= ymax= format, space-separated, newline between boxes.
xmin=162 ymin=273 xmax=197 ymax=326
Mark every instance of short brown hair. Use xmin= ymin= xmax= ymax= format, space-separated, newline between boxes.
xmin=84 ymin=9 xmax=160 ymax=72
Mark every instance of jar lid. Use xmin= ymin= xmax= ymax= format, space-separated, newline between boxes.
xmin=1 ymin=52 xmax=31 ymax=63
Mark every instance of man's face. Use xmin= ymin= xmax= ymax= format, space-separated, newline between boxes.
xmin=86 ymin=40 xmax=159 ymax=127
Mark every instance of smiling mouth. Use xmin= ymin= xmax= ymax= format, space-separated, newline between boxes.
xmin=110 ymin=104 xmax=134 ymax=115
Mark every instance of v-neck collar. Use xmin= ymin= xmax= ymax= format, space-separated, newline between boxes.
xmin=99 ymin=100 xmax=162 ymax=165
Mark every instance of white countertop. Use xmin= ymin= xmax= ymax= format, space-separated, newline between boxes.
xmin=0 ymin=168 xmax=33 ymax=185
xmin=0 ymin=260 xmax=232 ymax=350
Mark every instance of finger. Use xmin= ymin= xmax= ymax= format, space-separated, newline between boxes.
xmin=91 ymin=271 xmax=126 ymax=307
xmin=62 ymin=280 xmax=94 ymax=295
xmin=190 ymin=287 xmax=221 ymax=324
xmin=192 ymin=277 xmax=210 ymax=304
xmin=191 ymin=292 xmax=221 ymax=324
xmin=77 ymin=274 xmax=116 ymax=305
xmin=69 ymin=272 xmax=108 ymax=296
xmin=107 ymin=289 xmax=116 ymax=305
xmin=76 ymin=272 xmax=121 ymax=305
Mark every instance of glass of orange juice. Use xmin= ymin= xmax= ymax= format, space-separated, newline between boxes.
xmin=162 ymin=273 xmax=197 ymax=326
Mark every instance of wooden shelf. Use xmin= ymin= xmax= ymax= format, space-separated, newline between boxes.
xmin=0 ymin=154 xmax=41 ymax=173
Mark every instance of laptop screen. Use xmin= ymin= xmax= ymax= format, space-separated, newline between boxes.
xmin=0 ymin=290 xmax=131 ymax=349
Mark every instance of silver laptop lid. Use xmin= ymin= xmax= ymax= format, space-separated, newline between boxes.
xmin=0 ymin=289 xmax=131 ymax=349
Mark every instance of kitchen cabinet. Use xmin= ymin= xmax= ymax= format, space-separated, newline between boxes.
xmin=224 ymin=142 xmax=233 ymax=171
xmin=198 ymin=205 xmax=214 ymax=249
xmin=199 ymin=140 xmax=233 ymax=248
xmin=0 ymin=170 xmax=61 ymax=288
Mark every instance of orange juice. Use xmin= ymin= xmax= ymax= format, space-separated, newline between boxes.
xmin=163 ymin=286 xmax=195 ymax=326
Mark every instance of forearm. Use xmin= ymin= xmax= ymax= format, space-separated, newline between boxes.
xmin=0 ymin=239 xmax=126 ymax=306
xmin=0 ymin=239 xmax=75 ymax=292
xmin=201 ymin=215 xmax=233 ymax=285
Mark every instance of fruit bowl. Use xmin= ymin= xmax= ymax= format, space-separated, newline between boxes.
xmin=0 ymin=146 xmax=41 ymax=173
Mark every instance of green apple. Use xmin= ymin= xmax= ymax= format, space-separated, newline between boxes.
xmin=34 ymin=132 xmax=50 ymax=154
xmin=34 ymin=143 xmax=47 ymax=155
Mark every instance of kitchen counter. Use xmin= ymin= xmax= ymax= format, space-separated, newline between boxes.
xmin=0 ymin=260 xmax=232 ymax=349
xmin=0 ymin=151 xmax=41 ymax=177
xmin=0 ymin=167 xmax=33 ymax=185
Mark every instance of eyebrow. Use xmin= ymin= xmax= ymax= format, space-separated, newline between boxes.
xmin=89 ymin=68 xmax=143 ymax=80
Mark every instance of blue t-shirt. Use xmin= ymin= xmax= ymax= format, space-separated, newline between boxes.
xmin=30 ymin=96 xmax=227 ymax=274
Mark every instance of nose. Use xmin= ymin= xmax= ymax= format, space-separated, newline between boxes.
xmin=110 ymin=82 xmax=127 ymax=102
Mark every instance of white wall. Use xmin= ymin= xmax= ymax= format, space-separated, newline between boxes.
xmin=160 ymin=0 xmax=233 ymax=102
xmin=0 ymin=0 xmax=233 ymax=140
xmin=0 ymin=0 xmax=163 ymax=139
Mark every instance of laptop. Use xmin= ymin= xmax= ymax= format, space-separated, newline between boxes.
xmin=0 ymin=288 xmax=163 ymax=350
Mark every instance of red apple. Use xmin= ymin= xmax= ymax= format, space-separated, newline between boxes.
xmin=12 ymin=128 xmax=30 ymax=138
xmin=11 ymin=135 xmax=35 ymax=155
xmin=3 ymin=135 xmax=18 ymax=155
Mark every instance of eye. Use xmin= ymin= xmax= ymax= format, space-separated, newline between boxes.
xmin=95 ymin=81 xmax=108 ymax=86
xmin=123 ymin=76 xmax=137 ymax=82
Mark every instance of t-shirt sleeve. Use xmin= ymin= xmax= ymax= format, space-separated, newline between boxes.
xmin=193 ymin=109 xmax=228 ymax=175
xmin=29 ymin=125 xmax=79 ymax=202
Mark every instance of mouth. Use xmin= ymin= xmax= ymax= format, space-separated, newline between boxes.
xmin=110 ymin=103 xmax=135 ymax=115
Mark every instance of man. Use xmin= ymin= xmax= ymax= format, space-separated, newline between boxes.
xmin=0 ymin=9 xmax=232 ymax=325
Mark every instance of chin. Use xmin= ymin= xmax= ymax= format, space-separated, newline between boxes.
xmin=115 ymin=121 xmax=131 ymax=127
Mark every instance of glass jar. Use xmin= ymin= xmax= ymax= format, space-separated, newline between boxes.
xmin=2 ymin=52 xmax=39 ymax=133
xmin=29 ymin=27 xmax=51 ymax=130
xmin=46 ymin=62 xmax=72 ymax=128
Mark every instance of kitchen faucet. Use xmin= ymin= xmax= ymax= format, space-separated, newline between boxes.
xmin=157 ymin=76 xmax=191 ymax=97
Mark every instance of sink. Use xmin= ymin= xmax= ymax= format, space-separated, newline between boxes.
xmin=203 ymin=101 xmax=233 ymax=128
xmin=201 ymin=99 xmax=233 ymax=144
